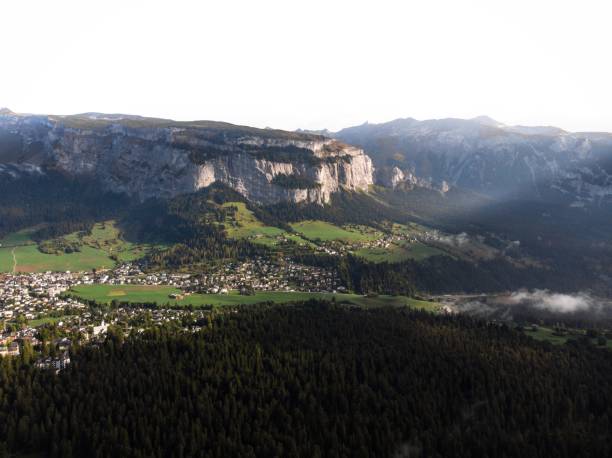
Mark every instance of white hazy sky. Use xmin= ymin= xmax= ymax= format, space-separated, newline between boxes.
xmin=2 ymin=0 xmax=611 ymax=132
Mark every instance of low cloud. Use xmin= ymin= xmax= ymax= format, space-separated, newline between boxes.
xmin=458 ymin=300 xmax=495 ymax=316
xmin=508 ymin=289 xmax=595 ymax=313
xmin=438 ymin=232 xmax=469 ymax=247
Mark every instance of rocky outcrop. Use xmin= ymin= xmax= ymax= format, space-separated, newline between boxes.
xmin=377 ymin=166 xmax=449 ymax=193
xmin=376 ymin=166 xmax=405 ymax=188
xmin=0 ymin=112 xmax=374 ymax=205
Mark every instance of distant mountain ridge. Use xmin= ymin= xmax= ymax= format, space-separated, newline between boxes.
xmin=333 ymin=116 xmax=612 ymax=206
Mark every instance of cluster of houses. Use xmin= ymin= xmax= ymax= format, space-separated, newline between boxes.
xmin=0 ymin=269 xmax=115 ymax=367
xmin=0 ymin=316 xmax=110 ymax=371
xmin=0 ymin=326 xmax=37 ymax=358
xmin=194 ymin=257 xmax=340 ymax=294
xmin=346 ymin=227 xmax=445 ymax=252
xmin=270 ymin=224 xmax=447 ymax=257
xmin=0 ymin=262 xmax=219 ymax=370
xmin=0 ymin=257 xmax=348 ymax=370
xmin=89 ymin=264 xmax=197 ymax=289
xmin=0 ymin=271 xmax=87 ymax=323
xmin=0 ymin=264 xmax=200 ymax=319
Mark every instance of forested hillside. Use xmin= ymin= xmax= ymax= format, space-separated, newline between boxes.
xmin=0 ymin=170 xmax=129 ymax=239
xmin=1 ymin=303 xmax=611 ymax=457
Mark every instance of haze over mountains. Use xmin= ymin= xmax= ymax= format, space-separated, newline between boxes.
xmin=333 ymin=116 xmax=612 ymax=207
xmin=2 ymin=109 xmax=612 ymax=210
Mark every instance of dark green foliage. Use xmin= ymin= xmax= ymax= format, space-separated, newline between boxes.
xmin=256 ymin=191 xmax=404 ymax=229
xmin=186 ymin=142 xmax=342 ymax=167
xmin=0 ymin=171 xmax=129 ymax=239
xmin=145 ymin=236 xmax=269 ymax=270
xmin=126 ymin=186 xmax=242 ymax=244
xmin=292 ymin=253 xmax=560 ymax=296
xmin=249 ymin=144 xmax=330 ymax=165
xmin=38 ymin=238 xmax=82 ymax=254
xmin=30 ymin=221 xmax=93 ymax=243
xmin=271 ymin=174 xmax=320 ymax=189
xmin=125 ymin=185 xmax=272 ymax=268
xmin=187 ymin=145 xmax=232 ymax=163
xmin=52 ymin=115 xmax=324 ymax=141
xmin=1 ymin=304 xmax=611 ymax=457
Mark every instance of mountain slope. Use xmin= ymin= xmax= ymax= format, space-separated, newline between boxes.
xmin=335 ymin=116 xmax=612 ymax=206
xmin=0 ymin=111 xmax=374 ymax=205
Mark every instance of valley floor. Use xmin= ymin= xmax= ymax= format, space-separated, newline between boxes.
xmin=68 ymin=284 xmax=440 ymax=311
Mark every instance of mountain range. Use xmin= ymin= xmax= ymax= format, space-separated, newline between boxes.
xmin=333 ymin=116 xmax=612 ymax=207
xmin=2 ymin=109 xmax=612 ymax=209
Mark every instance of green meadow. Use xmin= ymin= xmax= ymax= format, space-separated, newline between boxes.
xmin=400 ymin=242 xmax=447 ymax=260
xmin=0 ymin=227 xmax=38 ymax=248
xmin=64 ymin=220 xmax=153 ymax=262
xmin=354 ymin=245 xmax=413 ymax=263
xmin=290 ymin=220 xmax=376 ymax=242
xmin=221 ymin=202 xmax=287 ymax=245
xmin=220 ymin=203 xmax=382 ymax=246
xmin=221 ymin=202 xmax=315 ymax=247
xmin=0 ymin=245 xmax=114 ymax=273
xmin=68 ymin=284 xmax=440 ymax=311
xmin=354 ymin=242 xmax=447 ymax=263
xmin=27 ymin=315 xmax=72 ymax=328
xmin=523 ymin=326 xmax=612 ymax=349
xmin=0 ymin=220 xmax=152 ymax=273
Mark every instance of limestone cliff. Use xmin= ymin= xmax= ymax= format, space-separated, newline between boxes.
xmin=0 ymin=111 xmax=374 ymax=205
xmin=376 ymin=166 xmax=449 ymax=193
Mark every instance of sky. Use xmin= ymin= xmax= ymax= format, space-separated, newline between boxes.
xmin=2 ymin=0 xmax=611 ymax=132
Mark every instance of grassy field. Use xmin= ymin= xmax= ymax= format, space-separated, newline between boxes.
xmin=0 ymin=248 xmax=15 ymax=272
xmin=523 ymin=326 xmax=612 ymax=349
xmin=219 ymin=206 xmax=382 ymax=250
xmin=401 ymin=242 xmax=447 ymax=260
xmin=0 ymin=245 xmax=115 ymax=273
xmin=70 ymin=284 xmax=182 ymax=304
xmin=354 ymin=242 xmax=446 ymax=263
xmin=352 ymin=220 xmax=461 ymax=264
xmin=290 ymin=220 xmax=375 ymax=242
xmin=221 ymin=202 xmax=286 ymax=245
xmin=392 ymin=222 xmax=429 ymax=236
xmin=221 ymin=202 xmax=316 ymax=247
xmin=281 ymin=233 xmax=318 ymax=248
xmin=1 ymin=227 xmax=115 ymax=273
xmin=523 ymin=326 xmax=570 ymax=345
xmin=28 ymin=316 xmax=72 ymax=327
xmin=0 ymin=227 xmax=38 ymax=248
xmin=68 ymin=284 xmax=440 ymax=311
xmin=64 ymin=221 xmax=152 ymax=262
xmin=0 ymin=221 xmax=155 ymax=273
xmin=354 ymin=245 xmax=413 ymax=263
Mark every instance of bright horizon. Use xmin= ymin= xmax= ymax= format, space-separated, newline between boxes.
xmin=2 ymin=0 xmax=611 ymax=133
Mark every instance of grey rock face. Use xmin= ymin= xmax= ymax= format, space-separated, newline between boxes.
xmin=376 ymin=165 xmax=449 ymax=193
xmin=336 ymin=117 xmax=612 ymax=205
xmin=0 ymin=112 xmax=374 ymax=205
xmin=377 ymin=166 xmax=405 ymax=188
